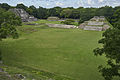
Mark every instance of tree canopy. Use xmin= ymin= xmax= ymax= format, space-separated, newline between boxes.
xmin=93 ymin=5 xmax=120 ymax=80
xmin=0 ymin=3 xmax=116 ymax=23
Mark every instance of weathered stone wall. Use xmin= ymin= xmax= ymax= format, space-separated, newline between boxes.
xmin=46 ymin=23 xmax=76 ymax=29
xmin=84 ymin=26 xmax=103 ymax=31
xmin=47 ymin=17 xmax=60 ymax=21
xmin=88 ymin=21 xmax=104 ymax=26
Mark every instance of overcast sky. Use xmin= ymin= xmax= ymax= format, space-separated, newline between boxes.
xmin=0 ymin=0 xmax=120 ymax=8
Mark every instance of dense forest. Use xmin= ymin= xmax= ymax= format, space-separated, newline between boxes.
xmin=0 ymin=3 xmax=120 ymax=27
xmin=0 ymin=3 xmax=120 ymax=26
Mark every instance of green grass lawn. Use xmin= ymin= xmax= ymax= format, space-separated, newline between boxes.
xmin=31 ymin=19 xmax=62 ymax=24
xmin=0 ymin=24 xmax=107 ymax=80
xmin=25 ymin=19 xmax=79 ymax=26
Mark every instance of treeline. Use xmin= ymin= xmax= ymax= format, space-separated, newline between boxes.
xmin=1 ymin=3 xmax=120 ymax=27
xmin=0 ymin=3 xmax=113 ymax=19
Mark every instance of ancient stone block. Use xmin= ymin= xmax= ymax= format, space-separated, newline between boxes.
xmin=46 ymin=23 xmax=76 ymax=29
xmin=47 ymin=17 xmax=60 ymax=21
xmin=84 ymin=26 xmax=103 ymax=31
xmin=88 ymin=21 xmax=104 ymax=26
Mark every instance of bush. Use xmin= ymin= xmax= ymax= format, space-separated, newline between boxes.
xmin=61 ymin=19 xmax=75 ymax=25
xmin=78 ymin=18 xmax=84 ymax=24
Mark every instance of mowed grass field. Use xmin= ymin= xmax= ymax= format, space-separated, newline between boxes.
xmin=0 ymin=22 xmax=106 ymax=80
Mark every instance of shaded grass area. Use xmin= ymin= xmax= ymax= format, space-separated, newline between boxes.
xmin=0 ymin=24 xmax=107 ymax=80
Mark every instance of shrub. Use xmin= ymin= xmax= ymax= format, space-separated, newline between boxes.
xmin=61 ymin=19 xmax=75 ymax=25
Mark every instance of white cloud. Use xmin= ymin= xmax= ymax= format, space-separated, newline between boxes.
xmin=56 ymin=2 xmax=64 ymax=6
xmin=77 ymin=0 xmax=84 ymax=6
xmin=46 ymin=3 xmax=50 ymax=6
xmin=98 ymin=0 xmax=104 ymax=2
xmin=17 ymin=2 xmax=24 ymax=4
xmin=88 ymin=0 xmax=92 ymax=4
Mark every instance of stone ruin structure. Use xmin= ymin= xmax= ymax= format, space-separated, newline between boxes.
xmin=9 ymin=8 xmax=37 ymax=22
xmin=47 ymin=17 xmax=60 ymax=21
xmin=78 ymin=16 xmax=110 ymax=31
xmin=46 ymin=23 xmax=76 ymax=29
xmin=46 ymin=16 xmax=110 ymax=30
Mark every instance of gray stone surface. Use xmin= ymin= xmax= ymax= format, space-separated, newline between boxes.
xmin=88 ymin=21 xmax=104 ymax=26
xmin=84 ymin=26 xmax=103 ymax=31
xmin=9 ymin=8 xmax=37 ymax=22
xmin=46 ymin=23 xmax=76 ymax=29
xmin=47 ymin=17 xmax=60 ymax=21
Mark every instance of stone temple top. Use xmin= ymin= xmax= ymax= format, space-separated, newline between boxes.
xmin=9 ymin=8 xmax=37 ymax=22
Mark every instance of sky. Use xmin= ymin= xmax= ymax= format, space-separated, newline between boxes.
xmin=0 ymin=0 xmax=120 ymax=8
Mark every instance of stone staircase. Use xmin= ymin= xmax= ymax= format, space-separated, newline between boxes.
xmin=9 ymin=8 xmax=37 ymax=22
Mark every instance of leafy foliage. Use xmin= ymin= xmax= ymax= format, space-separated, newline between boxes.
xmin=0 ymin=3 xmax=11 ymax=10
xmin=0 ymin=8 xmax=22 ymax=60
xmin=93 ymin=7 xmax=120 ymax=79
xmin=94 ymin=28 xmax=120 ymax=80
xmin=61 ymin=19 xmax=75 ymax=25
xmin=0 ymin=8 xmax=22 ymax=39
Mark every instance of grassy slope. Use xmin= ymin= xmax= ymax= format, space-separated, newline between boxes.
xmin=0 ymin=23 xmax=106 ymax=80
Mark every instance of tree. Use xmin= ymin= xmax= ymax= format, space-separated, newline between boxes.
xmin=52 ymin=7 xmax=62 ymax=18
xmin=0 ymin=8 xmax=22 ymax=60
xmin=60 ymin=9 xmax=72 ymax=18
xmin=93 ymin=27 xmax=120 ymax=80
xmin=109 ymin=8 xmax=120 ymax=28
xmin=47 ymin=8 xmax=57 ymax=17
xmin=16 ymin=3 xmax=28 ymax=11
xmin=70 ymin=9 xmax=80 ymax=19
xmin=93 ymin=6 xmax=120 ymax=80
xmin=37 ymin=6 xmax=47 ymax=19
xmin=0 ymin=3 xmax=11 ymax=10
xmin=96 ymin=6 xmax=113 ymax=17
xmin=27 ymin=5 xmax=37 ymax=18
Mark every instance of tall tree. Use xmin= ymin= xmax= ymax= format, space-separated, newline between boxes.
xmin=37 ymin=6 xmax=47 ymax=19
xmin=16 ymin=3 xmax=28 ymax=11
xmin=60 ymin=9 xmax=72 ymax=18
xmin=0 ymin=3 xmax=11 ymax=10
xmin=27 ymin=5 xmax=37 ymax=18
